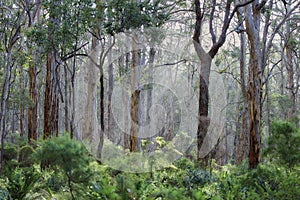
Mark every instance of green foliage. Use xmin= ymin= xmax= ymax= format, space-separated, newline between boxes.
xmin=216 ymin=163 xmax=300 ymax=200
xmin=2 ymin=142 xmax=18 ymax=162
xmin=264 ymin=121 xmax=300 ymax=169
xmin=34 ymin=136 xmax=120 ymax=199
xmin=28 ymin=0 xmax=93 ymax=54
xmin=104 ymin=0 xmax=171 ymax=35
xmin=2 ymin=133 xmax=299 ymax=200
xmin=5 ymin=167 xmax=46 ymax=200
xmin=36 ymin=135 xmax=91 ymax=171
xmin=1 ymin=153 xmax=300 ymax=199
xmin=0 ymin=178 xmax=10 ymax=200
xmin=36 ymin=135 xmax=93 ymax=185
xmin=184 ymin=169 xmax=213 ymax=189
xmin=18 ymin=145 xmax=36 ymax=167
xmin=269 ymin=93 xmax=292 ymax=119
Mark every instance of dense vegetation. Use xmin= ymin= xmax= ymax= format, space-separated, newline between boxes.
xmin=0 ymin=121 xmax=299 ymax=199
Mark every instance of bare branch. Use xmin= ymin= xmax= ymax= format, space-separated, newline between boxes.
xmin=61 ymin=42 xmax=89 ymax=62
xmin=209 ymin=0 xmax=217 ymax=44
xmin=208 ymin=0 xmax=255 ymax=58
xmin=155 ymin=59 xmax=187 ymax=67
xmin=99 ymin=36 xmax=116 ymax=69
xmin=264 ymin=1 xmax=300 ymax=66
xmin=193 ymin=0 xmax=202 ymax=43
xmin=169 ymin=9 xmax=194 ymax=15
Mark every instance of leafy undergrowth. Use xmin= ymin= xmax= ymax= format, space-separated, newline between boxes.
xmin=1 ymin=157 xmax=299 ymax=199
xmin=0 ymin=121 xmax=299 ymax=199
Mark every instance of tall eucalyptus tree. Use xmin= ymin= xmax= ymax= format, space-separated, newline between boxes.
xmin=192 ymin=0 xmax=253 ymax=164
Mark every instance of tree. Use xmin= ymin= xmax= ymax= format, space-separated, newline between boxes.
xmin=282 ymin=0 xmax=299 ymax=121
xmin=100 ymin=0 xmax=172 ymax=153
xmin=243 ymin=0 xmax=300 ymax=168
xmin=130 ymin=32 xmax=140 ymax=152
xmin=236 ymin=7 xmax=249 ymax=164
xmin=193 ymin=0 xmax=253 ymax=164
xmin=25 ymin=0 xmax=42 ymax=142
xmin=0 ymin=1 xmax=25 ymax=174
xmin=34 ymin=0 xmax=93 ymax=139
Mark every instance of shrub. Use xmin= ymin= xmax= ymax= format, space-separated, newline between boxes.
xmin=18 ymin=145 xmax=36 ymax=167
xmin=35 ymin=135 xmax=93 ymax=198
xmin=0 ymin=178 xmax=10 ymax=200
xmin=5 ymin=167 xmax=46 ymax=200
xmin=217 ymin=163 xmax=300 ymax=200
xmin=264 ymin=121 xmax=300 ymax=169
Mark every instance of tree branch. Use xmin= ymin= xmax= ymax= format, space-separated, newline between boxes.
xmin=256 ymin=0 xmax=268 ymax=12
xmin=61 ymin=42 xmax=89 ymax=62
xmin=193 ymin=0 xmax=202 ymax=43
xmin=209 ymin=0 xmax=217 ymax=44
xmin=208 ymin=0 xmax=255 ymax=58
xmin=155 ymin=59 xmax=187 ymax=67
xmin=264 ymin=1 xmax=300 ymax=67
xmin=169 ymin=9 xmax=194 ymax=15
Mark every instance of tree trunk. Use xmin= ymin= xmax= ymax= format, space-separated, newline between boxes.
xmin=192 ymin=0 xmax=248 ymax=163
xmin=0 ymin=50 xmax=13 ymax=174
xmin=146 ymin=47 xmax=155 ymax=124
xmin=83 ymin=35 xmax=99 ymax=149
xmin=285 ymin=34 xmax=296 ymax=120
xmin=193 ymin=40 xmax=212 ymax=161
xmin=244 ymin=2 xmax=262 ymax=169
xmin=98 ymin=49 xmax=105 ymax=158
xmin=63 ymin=64 xmax=70 ymax=133
xmin=43 ymin=1 xmax=61 ymax=139
xmin=19 ymin=69 xmax=25 ymax=137
xmin=130 ymin=33 xmax=140 ymax=152
xmin=70 ymin=69 xmax=75 ymax=138
xmin=27 ymin=0 xmax=41 ymax=142
xmin=44 ymin=50 xmax=60 ymax=139
xmin=28 ymin=63 xmax=38 ymax=141
xmin=124 ymin=52 xmax=131 ymax=150
xmin=236 ymin=24 xmax=249 ymax=165
xmin=107 ymin=36 xmax=114 ymax=140
xmin=43 ymin=50 xmax=60 ymax=139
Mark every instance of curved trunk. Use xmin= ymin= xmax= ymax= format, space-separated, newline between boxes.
xmin=193 ymin=41 xmax=212 ymax=161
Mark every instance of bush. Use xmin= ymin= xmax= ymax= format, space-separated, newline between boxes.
xmin=216 ymin=163 xmax=300 ymax=200
xmin=0 ymin=178 xmax=10 ymax=200
xmin=35 ymin=135 xmax=93 ymax=198
xmin=264 ymin=121 xmax=300 ymax=169
xmin=18 ymin=145 xmax=36 ymax=167
xmin=5 ymin=166 xmax=51 ymax=200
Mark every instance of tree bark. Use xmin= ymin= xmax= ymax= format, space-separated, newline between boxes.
xmin=193 ymin=0 xmax=253 ymax=163
xmin=28 ymin=63 xmax=38 ymax=141
xmin=236 ymin=16 xmax=249 ymax=165
xmin=124 ymin=52 xmax=131 ymax=150
xmin=0 ymin=50 xmax=13 ymax=174
xmin=44 ymin=50 xmax=60 ymax=139
xmin=82 ymin=37 xmax=98 ymax=145
xmin=244 ymin=2 xmax=263 ymax=169
xmin=63 ymin=64 xmax=70 ymax=133
xmin=107 ymin=36 xmax=114 ymax=141
xmin=98 ymin=46 xmax=105 ymax=158
xmin=285 ymin=17 xmax=296 ymax=120
xmin=193 ymin=1 xmax=212 ymax=162
xmin=27 ymin=0 xmax=41 ymax=142
xmin=43 ymin=0 xmax=62 ymax=139
xmin=130 ymin=33 xmax=140 ymax=152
